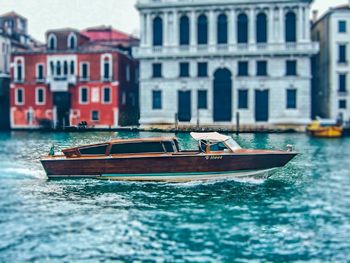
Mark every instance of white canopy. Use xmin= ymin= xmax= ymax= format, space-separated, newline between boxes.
xmin=190 ymin=132 xmax=231 ymax=142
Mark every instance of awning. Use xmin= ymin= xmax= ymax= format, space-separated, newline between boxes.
xmin=190 ymin=132 xmax=231 ymax=142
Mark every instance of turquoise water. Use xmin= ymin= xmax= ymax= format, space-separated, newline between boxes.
xmin=0 ymin=131 xmax=349 ymax=262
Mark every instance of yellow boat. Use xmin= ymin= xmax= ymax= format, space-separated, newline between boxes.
xmin=307 ymin=120 xmax=343 ymax=138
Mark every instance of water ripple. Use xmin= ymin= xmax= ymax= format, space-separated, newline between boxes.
xmin=0 ymin=132 xmax=349 ymax=261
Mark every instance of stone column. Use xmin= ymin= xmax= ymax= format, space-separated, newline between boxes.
xmin=279 ymin=7 xmax=284 ymax=43
xmin=173 ymin=10 xmax=179 ymax=47
xmin=298 ymin=6 xmax=303 ymax=42
xmin=268 ymin=7 xmax=274 ymax=43
xmin=146 ymin=12 xmax=152 ymax=47
xmin=229 ymin=9 xmax=236 ymax=45
xmin=305 ymin=6 xmax=311 ymax=41
xmin=209 ymin=10 xmax=216 ymax=46
xmin=164 ymin=12 xmax=169 ymax=46
xmin=190 ymin=11 xmax=197 ymax=47
xmin=140 ymin=12 xmax=146 ymax=46
xmin=249 ymin=8 xmax=256 ymax=44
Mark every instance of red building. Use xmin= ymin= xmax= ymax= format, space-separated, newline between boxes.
xmin=10 ymin=27 xmax=139 ymax=129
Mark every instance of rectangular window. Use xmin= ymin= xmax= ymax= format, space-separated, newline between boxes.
xmin=339 ymin=100 xmax=347 ymax=109
xmin=79 ymin=144 xmax=108 ymax=155
xmin=257 ymin=61 xmax=267 ymax=76
xmin=197 ymin=90 xmax=207 ymax=109
xmin=36 ymin=88 xmax=45 ymax=105
xmin=110 ymin=142 xmax=165 ymax=154
xmin=238 ymin=90 xmax=248 ymax=109
xmin=80 ymin=87 xmax=88 ymax=104
xmin=180 ymin=62 xmax=190 ymax=77
xmin=238 ymin=61 xmax=249 ymax=76
xmin=15 ymin=88 xmax=24 ymax=105
xmin=198 ymin=62 xmax=208 ymax=77
xmin=80 ymin=62 xmax=89 ymax=80
xmin=338 ymin=44 xmax=347 ymax=63
xmin=36 ymin=64 xmax=44 ymax=81
xmin=286 ymin=89 xmax=297 ymax=109
xmin=103 ymin=87 xmax=111 ymax=103
xmin=339 ymin=21 xmax=347 ymax=33
xmin=91 ymin=110 xmax=99 ymax=121
xmin=152 ymin=63 xmax=162 ymax=78
xmin=286 ymin=60 xmax=297 ymax=76
xmin=152 ymin=90 xmax=162 ymax=109
xmin=339 ymin=74 xmax=347 ymax=92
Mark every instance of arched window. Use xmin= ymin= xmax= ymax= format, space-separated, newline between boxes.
xmin=63 ymin=61 xmax=68 ymax=75
xmin=68 ymin=33 xmax=77 ymax=49
xmin=16 ymin=60 xmax=23 ymax=82
xmin=217 ymin=13 xmax=228 ymax=44
xmin=256 ymin=12 xmax=267 ymax=43
xmin=180 ymin=15 xmax=190 ymax=46
xmin=237 ymin=13 xmax=248 ymax=44
xmin=103 ymin=57 xmax=111 ymax=80
xmin=153 ymin=16 xmax=163 ymax=46
xmin=285 ymin=11 xmax=296 ymax=43
xmin=70 ymin=61 xmax=75 ymax=75
xmin=56 ymin=61 xmax=61 ymax=76
xmin=48 ymin=34 xmax=57 ymax=50
xmin=197 ymin=14 xmax=208 ymax=45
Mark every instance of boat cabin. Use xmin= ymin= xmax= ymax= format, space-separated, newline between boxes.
xmin=60 ymin=132 xmax=242 ymax=158
xmin=62 ymin=138 xmax=180 ymax=158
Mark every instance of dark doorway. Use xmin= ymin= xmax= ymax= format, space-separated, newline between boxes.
xmin=255 ymin=90 xmax=269 ymax=122
xmin=213 ymin=68 xmax=232 ymax=122
xmin=53 ymin=92 xmax=71 ymax=129
xmin=178 ymin=90 xmax=191 ymax=122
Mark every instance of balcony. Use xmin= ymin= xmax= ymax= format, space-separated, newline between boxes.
xmin=133 ymin=42 xmax=320 ymax=59
xmin=46 ymin=75 xmax=77 ymax=92
xmin=338 ymin=90 xmax=348 ymax=96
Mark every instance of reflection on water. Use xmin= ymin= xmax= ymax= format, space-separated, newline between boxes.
xmin=0 ymin=131 xmax=349 ymax=261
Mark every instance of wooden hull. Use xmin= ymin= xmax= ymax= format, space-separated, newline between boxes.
xmin=41 ymin=152 xmax=297 ymax=182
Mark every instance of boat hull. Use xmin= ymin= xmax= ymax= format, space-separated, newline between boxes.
xmin=41 ymin=152 xmax=296 ymax=182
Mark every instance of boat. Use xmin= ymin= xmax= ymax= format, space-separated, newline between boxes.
xmin=306 ymin=119 xmax=343 ymax=138
xmin=40 ymin=132 xmax=297 ymax=182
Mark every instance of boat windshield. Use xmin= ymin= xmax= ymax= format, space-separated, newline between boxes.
xmin=224 ymin=138 xmax=242 ymax=151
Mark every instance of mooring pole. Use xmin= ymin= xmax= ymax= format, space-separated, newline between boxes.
xmin=175 ymin=113 xmax=178 ymax=130
xmin=197 ymin=108 xmax=200 ymax=129
xmin=236 ymin=112 xmax=240 ymax=135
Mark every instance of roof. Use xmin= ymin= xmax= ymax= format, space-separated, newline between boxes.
xmin=190 ymin=132 xmax=231 ymax=142
xmin=81 ymin=26 xmax=138 ymax=42
xmin=0 ymin=11 xmax=27 ymax=20
xmin=313 ymin=4 xmax=350 ymax=27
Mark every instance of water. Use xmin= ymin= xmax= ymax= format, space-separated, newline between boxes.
xmin=0 ymin=131 xmax=349 ymax=262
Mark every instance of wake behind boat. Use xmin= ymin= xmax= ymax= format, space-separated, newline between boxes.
xmin=40 ymin=132 xmax=297 ymax=182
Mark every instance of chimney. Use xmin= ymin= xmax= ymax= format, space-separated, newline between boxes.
xmin=312 ymin=10 xmax=319 ymax=23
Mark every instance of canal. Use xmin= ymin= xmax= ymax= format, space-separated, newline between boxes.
xmin=0 ymin=131 xmax=349 ymax=261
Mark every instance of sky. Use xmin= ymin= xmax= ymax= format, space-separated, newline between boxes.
xmin=0 ymin=0 xmax=347 ymax=42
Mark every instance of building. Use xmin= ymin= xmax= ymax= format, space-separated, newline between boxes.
xmin=0 ymin=33 xmax=11 ymax=129
xmin=134 ymin=0 xmax=319 ymax=127
xmin=10 ymin=28 xmax=139 ymax=129
xmin=0 ymin=11 xmax=38 ymax=51
xmin=312 ymin=4 xmax=350 ymax=122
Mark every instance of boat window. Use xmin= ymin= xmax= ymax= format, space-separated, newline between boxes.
xmin=225 ymin=138 xmax=242 ymax=151
xmin=210 ymin=142 xmax=229 ymax=152
xmin=79 ymin=144 xmax=108 ymax=155
xmin=110 ymin=142 xmax=165 ymax=154
xmin=163 ymin=141 xmax=176 ymax=152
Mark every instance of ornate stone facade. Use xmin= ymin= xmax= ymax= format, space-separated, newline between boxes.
xmin=134 ymin=0 xmax=319 ymax=126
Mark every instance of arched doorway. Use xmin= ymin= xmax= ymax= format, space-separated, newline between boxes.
xmin=213 ymin=68 xmax=232 ymax=122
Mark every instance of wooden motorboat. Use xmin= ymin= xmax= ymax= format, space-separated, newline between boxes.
xmin=306 ymin=120 xmax=343 ymax=138
xmin=40 ymin=132 xmax=297 ymax=182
